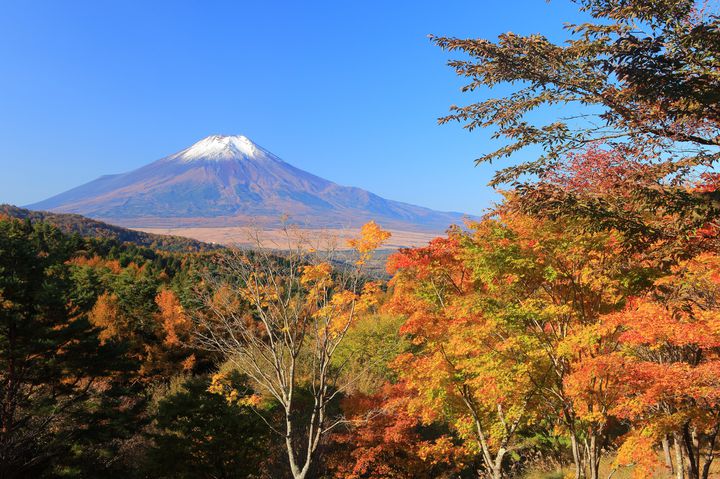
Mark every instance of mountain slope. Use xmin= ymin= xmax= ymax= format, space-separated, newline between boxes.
xmin=28 ymin=135 xmax=468 ymax=231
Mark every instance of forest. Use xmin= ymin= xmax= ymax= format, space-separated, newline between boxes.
xmin=1 ymin=0 xmax=719 ymax=478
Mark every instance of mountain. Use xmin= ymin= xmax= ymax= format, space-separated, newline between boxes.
xmin=0 ymin=205 xmax=217 ymax=252
xmin=28 ymin=135 xmax=468 ymax=231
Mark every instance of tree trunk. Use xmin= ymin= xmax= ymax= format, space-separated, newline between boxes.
xmin=700 ymin=425 xmax=719 ymax=479
xmin=663 ymin=435 xmax=675 ymax=475
xmin=683 ymin=424 xmax=700 ymax=479
xmin=571 ymin=433 xmax=584 ymax=478
xmin=692 ymin=428 xmax=702 ymax=479
xmin=673 ymin=431 xmax=686 ymax=479
xmin=701 ymin=459 xmax=712 ymax=479
xmin=490 ymin=447 xmax=506 ymax=479
xmin=284 ymin=413 xmax=312 ymax=479
xmin=587 ymin=434 xmax=600 ymax=479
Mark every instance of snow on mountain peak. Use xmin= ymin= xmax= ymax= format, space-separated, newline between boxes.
xmin=171 ymin=134 xmax=270 ymax=162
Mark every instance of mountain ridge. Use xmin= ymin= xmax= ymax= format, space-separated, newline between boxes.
xmin=0 ymin=204 xmax=217 ymax=252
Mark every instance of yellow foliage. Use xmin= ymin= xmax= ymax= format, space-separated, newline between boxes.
xmin=207 ymin=371 xmax=262 ymax=407
xmin=347 ymin=221 xmax=391 ymax=264
xmin=300 ymin=262 xmax=333 ymax=286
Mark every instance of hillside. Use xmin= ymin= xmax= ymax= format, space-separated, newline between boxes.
xmin=0 ymin=204 xmax=217 ymax=252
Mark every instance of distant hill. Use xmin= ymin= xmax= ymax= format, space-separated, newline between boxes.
xmin=27 ymin=134 xmax=470 ymax=232
xmin=0 ymin=205 xmax=217 ymax=252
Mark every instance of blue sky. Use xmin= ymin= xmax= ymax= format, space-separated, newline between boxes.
xmin=0 ymin=0 xmax=589 ymax=215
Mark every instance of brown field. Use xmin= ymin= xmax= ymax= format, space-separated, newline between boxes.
xmin=133 ymin=226 xmax=439 ymax=250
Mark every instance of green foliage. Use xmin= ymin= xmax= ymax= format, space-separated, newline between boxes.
xmin=0 ymin=218 xmax=126 ymax=477
xmin=0 ymin=216 xmax=224 ymax=477
xmin=332 ymin=313 xmax=410 ymax=394
xmin=145 ymin=375 xmax=272 ymax=479
xmin=433 ymin=0 xmax=720 ymax=185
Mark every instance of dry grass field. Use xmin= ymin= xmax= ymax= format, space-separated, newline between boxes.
xmin=134 ymin=226 xmax=439 ymax=250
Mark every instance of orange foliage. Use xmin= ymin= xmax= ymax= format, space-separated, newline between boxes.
xmin=615 ymin=431 xmax=663 ymax=479
xmin=155 ymin=289 xmax=192 ymax=347
xmin=142 ymin=289 xmax=197 ymax=378
xmin=327 ymin=382 xmax=465 ymax=479
xmin=88 ymin=292 xmax=125 ymax=345
xmin=67 ymin=255 xmax=122 ymax=274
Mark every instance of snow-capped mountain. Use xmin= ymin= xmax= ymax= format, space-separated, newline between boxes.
xmin=28 ymin=135 xmax=468 ymax=231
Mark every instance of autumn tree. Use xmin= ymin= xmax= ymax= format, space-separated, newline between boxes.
xmin=194 ymin=222 xmax=391 ymax=479
xmin=387 ymin=232 xmax=548 ymax=479
xmin=405 ymin=3 xmax=720 ymax=476
xmin=498 ymin=146 xmax=720 ymax=478
xmin=433 ymin=0 xmax=719 ymax=186
xmin=589 ymin=252 xmax=720 ymax=479
xmin=142 ymin=289 xmax=198 ymax=377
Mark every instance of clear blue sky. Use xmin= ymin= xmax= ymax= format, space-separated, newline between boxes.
xmin=0 ymin=0 xmax=588 ymax=216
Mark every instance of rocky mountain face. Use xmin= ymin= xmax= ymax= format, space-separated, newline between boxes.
xmin=28 ymin=135 xmax=467 ymax=231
